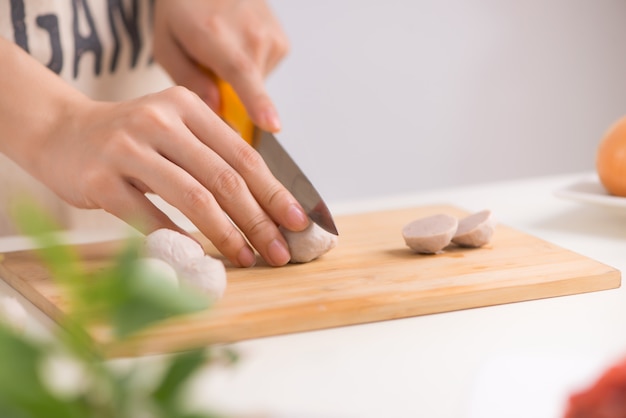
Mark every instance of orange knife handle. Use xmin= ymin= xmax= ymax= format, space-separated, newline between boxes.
xmin=215 ymin=78 xmax=255 ymax=144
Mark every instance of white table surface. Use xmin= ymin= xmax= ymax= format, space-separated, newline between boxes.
xmin=1 ymin=171 xmax=625 ymax=418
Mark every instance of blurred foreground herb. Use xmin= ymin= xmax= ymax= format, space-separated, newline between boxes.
xmin=0 ymin=201 xmax=236 ymax=418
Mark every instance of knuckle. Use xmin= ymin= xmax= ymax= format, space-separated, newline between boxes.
xmin=213 ymin=225 xmax=239 ymax=249
xmin=129 ymin=102 xmax=172 ymax=133
xmin=242 ymin=212 xmax=273 ymax=239
xmin=182 ymin=185 xmax=213 ymax=211
xmin=77 ymin=167 xmax=112 ymax=208
xmin=160 ymin=86 xmax=200 ymax=110
xmin=80 ymin=165 xmax=104 ymax=189
xmin=202 ymin=14 xmax=225 ymax=36
xmin=212 ymin=168 xmax=245 ymax=200
xmin=263 ymin=185 xmax=290 ymax=209
xmin=128 ymin=88 xmax=197 ymax=133
xmin=226 ymin=52 xmax=254 ymax=76
xmin=102 ymin=130 xmax=142 ymax=158
xmin=245 ymin=26 xmax=265 ymax=49
xmin=234 ymin=144 xmax=265 ymax=174
xmin=274 ymin=35 xmax=290 ymax=57
xmin=165 ymin=85 xmax=196 ymax=102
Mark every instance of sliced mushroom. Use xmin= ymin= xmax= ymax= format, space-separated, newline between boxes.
xmin=280 ymin=222 xmax=339 ymax=263
xmin=452 ymin=210 xmax=495 ymax=248
xmin=402 ymin=213 xmax=458 ymax=254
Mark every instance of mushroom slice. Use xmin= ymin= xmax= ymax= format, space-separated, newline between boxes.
xmin=402 ymin=213 xmax=458 ymax=254
xmin=280 ymin=222 xmax=339 ymax=263
xmin=452 ymin=210 xmax=495 ymax=248
xmin=177 ymin=255 xmax=227 ymax=299
xmin=144 ymin=228 xmax=205 ymax=269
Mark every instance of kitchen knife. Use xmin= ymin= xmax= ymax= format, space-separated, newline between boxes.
xmin=217 ymin=79 xmax=338 ymax=236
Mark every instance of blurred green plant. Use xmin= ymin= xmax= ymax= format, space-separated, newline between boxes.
xmin=0 ymin=201 xmax=236 ymax=418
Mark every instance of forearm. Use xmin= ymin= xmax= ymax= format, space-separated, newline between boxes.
xmin=0 ymin=37 xmax=87 ymax=180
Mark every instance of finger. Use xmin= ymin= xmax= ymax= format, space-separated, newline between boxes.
xmin=146 ymin=168 xmax=259 ymax=268
xmin=153 ymin=31 xmax=221 ymax=111
xmin=262 ymin=1 xmax=291 ymax=69
xmin=248 ymin=28 xmax=290 ymax=76
xmin=89 ymin=104 xmax=256 ymax=266
xmin=223 ymin=67 xmax=281 ymax=133
xmin=116 ymin=125 xmax=270 ymax=266
xmin=221 ymin=139 xmax=309 ymax=232
xmin=150 ymin=120 xmax=293 ymax=266
xmin=181 ymin=33 xmax=282 ymax=132
xmin=92 ymin=178 xmax=184 ymax=236
xmin=176 ymin=98 xmax=309 ymax=233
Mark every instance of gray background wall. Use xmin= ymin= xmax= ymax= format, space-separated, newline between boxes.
xmin=3 ymin=0 xmax=626 ymax=233
xmin=266 ymin=0 xmax=626 ymax=204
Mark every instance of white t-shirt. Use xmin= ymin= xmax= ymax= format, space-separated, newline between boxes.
xmin=0 ymin=0 xmax=173 ymax=234
xmin=0 ymin=0 xmax=172 ymax=99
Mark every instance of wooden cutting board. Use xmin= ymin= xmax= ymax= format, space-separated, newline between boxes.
xmin=0 ymin=205 xmax=620 ymax=357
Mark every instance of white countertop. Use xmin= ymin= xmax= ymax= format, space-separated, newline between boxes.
xmin=2 ymin=171 xmax=625 ymax=418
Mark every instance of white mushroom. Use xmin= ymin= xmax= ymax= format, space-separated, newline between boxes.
xmin=280 ymin=222 xmax=338 ymax=263
xmin=452 ymin=210 xmax=496 ymax=248
xmin=177 ymin=255 xmax=227 ymax=299
xmin=402 ymin=213 xmax=458 ymax=254
xmin=144 ymin=228 xmax=227 ymax=299
xmin=144 ymin=228 xmax=205 ymax=269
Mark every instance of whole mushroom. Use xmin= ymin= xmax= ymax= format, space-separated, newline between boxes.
xmin=144 ymin=228 xmax=227 ymax=299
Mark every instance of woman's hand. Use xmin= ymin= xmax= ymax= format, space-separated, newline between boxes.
xmin=152 ymin=0 xmax=289 ymax=132
xmin=44 ymin=87 xmax=309 ymax=267
xmin=0 ymin=31 xmax=305 ymax=268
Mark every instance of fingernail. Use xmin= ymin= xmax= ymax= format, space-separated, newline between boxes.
xmin=268 ymin=239 xmax=290 ymax=266
xmin=263 ymin=107 xmax=281 ymax=132
xmin=287 ymin=204 xmax=309 ymax=229
xmin=237 ymin=246 xmax=257 ymax=268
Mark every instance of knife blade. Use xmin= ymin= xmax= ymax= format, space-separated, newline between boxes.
xmin=216 ymin=79 xmax=338 ymax=236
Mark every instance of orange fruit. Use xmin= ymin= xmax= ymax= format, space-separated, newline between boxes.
xmin=596 ymin=116 xmax=626 ymax=197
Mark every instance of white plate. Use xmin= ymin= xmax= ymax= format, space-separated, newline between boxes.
xmin=554 ymin=175 xmax=626 ymax=209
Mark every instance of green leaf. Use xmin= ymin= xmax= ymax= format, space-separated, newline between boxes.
xmin=28 ymin=232 xmax=212 ymax=340
xmin=11 ymin=200 xmax=82 ymax=285
xmin=8 ymin=200 xmax=229 ymax=417
xmin=178 ymin=413 xmax=227 ymax=418
xmin=151 ymin=348 xmax=207 ymax=410
xmin=0 ymin=327 xmax=87 ymax=418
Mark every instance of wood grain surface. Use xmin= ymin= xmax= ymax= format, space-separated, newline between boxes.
xmin=0 ymin=205 xmax=620 ymax=357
